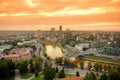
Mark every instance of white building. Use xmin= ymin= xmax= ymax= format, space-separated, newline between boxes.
xmin=75 ymin=43 xmax=89 ymax=51
xmin=17 ymin=39 xmax=37 ymax=45
xmin=0 ymin=45 xmax=12 ymax=52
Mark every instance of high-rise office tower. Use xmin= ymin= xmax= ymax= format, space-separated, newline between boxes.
xmin=50 ymin=28 xmax=55 ymax=40
xmin=59 ymin=25 xmax=62 ymax=39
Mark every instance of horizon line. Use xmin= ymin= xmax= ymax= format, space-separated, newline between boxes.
xmin=0 ymin=30 xmax=120 ymax=32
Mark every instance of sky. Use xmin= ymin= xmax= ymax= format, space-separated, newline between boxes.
xmin=0 ymin=0 xmax=120 ymax=31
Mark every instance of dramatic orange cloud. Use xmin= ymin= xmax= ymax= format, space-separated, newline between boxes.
xmin=0 ymin=0 xmax=120 ymax=31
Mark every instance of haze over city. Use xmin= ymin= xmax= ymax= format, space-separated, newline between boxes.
xmin=0 ymin=0 xmax=120 ymax=31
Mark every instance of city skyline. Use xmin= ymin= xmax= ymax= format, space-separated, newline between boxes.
xmin=0 ymin=0 xmax=120 ymax=31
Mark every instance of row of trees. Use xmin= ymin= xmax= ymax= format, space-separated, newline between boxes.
xmin=56 ymin=57 xmax=78 ymax=68
xmin=56 ymin=57 xmax=85 ymax=69
xmin=84 ymin=66 xmax=120 ymax=80
xmin=56 ymin=57 xmax=120 ymax=73
xmin=84 ymin=62 xmax=119 ymax=73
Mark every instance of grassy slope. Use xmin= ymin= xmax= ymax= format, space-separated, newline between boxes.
xmin=65 ymin=47 xmax=75 ymax=54
xmin=86 ymin=55 xmax=113 ymax=62
xmin=21 ymin=73 xmax=33 ymax=79
xmin=86 ymin=55 xmax=120 ymax=64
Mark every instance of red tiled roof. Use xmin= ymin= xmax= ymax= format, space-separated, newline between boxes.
xmin=4 ymin=54 xmax=19 ymax=58
xmin=4 ymin=52 xmax=31 ymax=58
xmin=57 ymin=76 xmax=80 ymax=80
xmin=19 ymin=52 xmax=31 ymax=56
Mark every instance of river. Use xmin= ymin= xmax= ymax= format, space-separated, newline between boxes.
xmin=45 ymin=45 xmax=64 ymax=59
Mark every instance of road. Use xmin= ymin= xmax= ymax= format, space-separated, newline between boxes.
xmin=35 ymin=43 xmax=43 ymax=56
xmin=51 ymin=60 xmax=102 ymax=78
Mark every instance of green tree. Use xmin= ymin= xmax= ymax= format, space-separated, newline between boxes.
xmin=55 ymin=57 xmax=63 ymax=65
xmin=44 ymin=53 xmax=47 ymax=58
xmin=112 ymin=65 xmax=116 ymax=70
xmin=30 ymin=59 xmax=35 ymax=73
xmin=107 ymin=65 xmax=112 ymax=72
xmin=99 ymin=63 xmax=103 ymax=72
xmin=90 ymin=72 xmax=96 ymax=80
xmin=3 ymin=49 xmax=10 ymax=55
xmin=76 ymin=71 xmax=80 ymax=77
xmin=94 ymin=63 xmax=99 ymax=72
xmin=103 ymin=64 xmax=107 ymax=72
xmin=8 ymin=60 xmax=15 ymax=76
xmin=34 ymin=57 xmax=43 ymax=71
xmin=16 ymin=60 xmax=28 ymax=74
xmin=108 ymin=70 xmax=120 ymax=80
xmin=55 ymin=67 xmax=59 ymax=73
xmin=70 ymin=62 xmax=77 ymax=68
xmin=44 ymin=67 xmax=56 ymax=80
xmin=58 ymin=69 xmax=65 ymax=78
xmin=100 ymin=73 xmax=108 ymax=80
xmin=117 ymin=65 xmax=120 ymax=73
xmin=32 ymin=45 xmax=36 ymax=51
xmin=35 ymin=70 xmax=39 ymax=77
xmin=35 ymin=62 xmax=40 ymax=71
xmin=88 ymin=62 xmax=92 ymax=70
xmin=64 ymin=59 xmax=70 ymax=66
xmin=84 ymin=72 xmax=96 ymax=80
xmin=84 ymin=73 xmax=91 ymax=80
xmin=80 ymin=61 xmax=84 ymax=70
xmin=0 ymin=59 xmax=15 ymax=79
xmin=0 ymin=59 xmax=9 ymax=79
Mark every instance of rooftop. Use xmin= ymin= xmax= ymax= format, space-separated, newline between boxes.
xmin=4 ymin=52 xmax=31 ymax=58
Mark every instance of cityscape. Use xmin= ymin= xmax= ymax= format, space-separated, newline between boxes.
xmin=0 ymin=0 xmax=120 ymax=80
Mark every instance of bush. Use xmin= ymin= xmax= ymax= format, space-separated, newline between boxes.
xmin=56 ymin=67 xmax=59 ymax=73
xmin=58 ymin=69 xmax=65 ymax=78
xmin=44 ymin=67 xmax=56 ymax=80
xmin=35 ymin=70 xmax=39 ymax=77
xmin=76 ymin=71 xmax=80 ymax=77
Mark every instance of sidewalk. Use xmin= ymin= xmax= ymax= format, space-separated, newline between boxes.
xmin=15 ymin=69 xmax=21 ymax=80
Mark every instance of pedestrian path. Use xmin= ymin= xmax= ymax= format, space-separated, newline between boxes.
xmin=15 ymin=69 xmax=21 ymax=80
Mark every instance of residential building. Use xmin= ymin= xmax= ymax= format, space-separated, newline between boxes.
xmin=3 ymin=52 xmax=31 ymax=62
xmin=0 ymin=45 xmax=12 ymax=52
xmin=10 ymin=48 xmax=33 ymax=54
